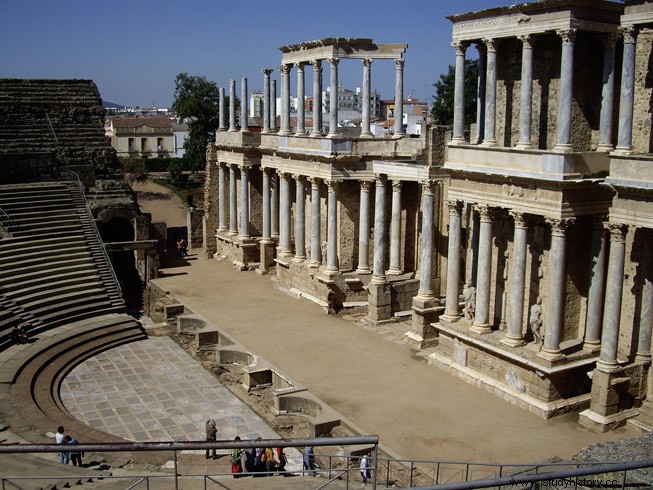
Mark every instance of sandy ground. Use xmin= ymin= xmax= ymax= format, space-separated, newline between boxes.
xmin=138 ymin=179 xmax=641 ymax=466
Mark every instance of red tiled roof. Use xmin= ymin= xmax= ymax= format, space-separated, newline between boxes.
xmin=111 ymin=116 xmax=172 ymax=130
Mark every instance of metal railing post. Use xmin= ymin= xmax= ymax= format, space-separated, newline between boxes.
xmin=174 ymin=449 xmax=179 ymax=490
xmin=372 ymin=442 xmax=379 ymax=489
xmin=410 ymin=461 xmax=414 ymax=487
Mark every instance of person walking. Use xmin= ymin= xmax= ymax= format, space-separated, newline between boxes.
xmin=360 ymin=451 xmax=371 ymax=485
xmin=55 ymin=426 xmax=66 ymax=464
xmin=230 ymin=436 xmax=243 ymax=478
xmin=205 ymin=419 xmax=217 ymax=459
xmin=68 ymin=436 xmax=84 ymax=467
xmin=303 ymin=446 xmax=316 ymax=476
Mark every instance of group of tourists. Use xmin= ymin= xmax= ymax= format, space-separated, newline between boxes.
xmin=54 ymin=426 xmax=84 ymax=466
xmin=229 ymin=436 xmax=289 ymax=478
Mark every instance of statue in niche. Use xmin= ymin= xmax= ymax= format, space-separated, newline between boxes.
xmin=463 ymin=281 xmax=476 ymax=320
xmin=529 ymin=297 xmax=543 ymax=347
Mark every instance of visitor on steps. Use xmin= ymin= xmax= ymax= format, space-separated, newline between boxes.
xmin=205 ymin=419 xmax=217 ymax=459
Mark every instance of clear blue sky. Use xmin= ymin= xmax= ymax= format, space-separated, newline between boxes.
xmin=1 ymin=1 xmax=506 ymax=108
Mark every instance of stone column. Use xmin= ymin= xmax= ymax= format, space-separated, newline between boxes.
xmin=356 ymin=181 xmax=372 ymax=274
xmin=270 ymin=79 xmax=277 ymax=132
xmin=311 ymin=60 xmax=323 ymax=136
xmin=482 ymin=39 xmax=498 ymax=146
xmin=261 ymin=168 xmax=271 ymax=243
xmin=240 ymin=78 xmax=249 ymax=133
xmin=218 ymin=87 xmax=227 ymax=131
xmin=616 ymin=26 xmax=638 ymax=153
xmin=361 ymin=59 xmax=373 ymax=138
xmin=238 ymin=166 xmax=250 ymax=239
xmin=597 ymin=35 xmax=619 ymax=152
xmin=475 ymin=43 xmax=486 ymax=144
xmin=372 ymin=175 xmax=387 ymax=285
xmin=502 ymin=212 xmax=529 ymax=346
xmin=516 ymin=35 xmax=533 ymax=149
xmin=388 ymin=181 xmax=403 ymax=275
xmin=228 ymin=164 xmax=238 ymax=235
xmin=309 ymin=177 xmax=322 ymax=266
xmin=228 ymin=79 xmax=237 ymax=132
xmin=279 ymin=173 xmax=292 ymax=257
xmin=326 ymin=180 xmax=339 ymax=272
xmin=584 ymin=216 xmax=607 ymax=352
xmin=538 ymin=218 xmax=574 ymax=363
xmin=217 ymin=164 xmax=227 ymax=232
xmin=296 ymin=62 xmax=306 ymax=134
xmin=394 ymin=58 xmax=405 ymax=137
xmin=417 ymin=180 xmax=436 ymax=299
xmin=271 ymin=171 xmax=278 ymax=239
xmin=451 ymin=41 xmax=468 ymax=144
xmin=471 ymin=205 xmax=494 ymax=334
xmin=554 ymin=29 xmax=577 ymax=151
xmin=637 ymin=230 xmax=653 ymax=363
xmin=280 ymin=64 xmax=291 ymax=135
xmin=443 ymin=200 xmax=463 ymax=321
xmin=294 ymin=175 xmax=306 ymax=261
xmin=262 ymin=69 xmax=272 ymax=133
xmin=327 ymin=58 xmax=339 ymax=137
xmin=596 ymin=224 xmax=628 ymax=372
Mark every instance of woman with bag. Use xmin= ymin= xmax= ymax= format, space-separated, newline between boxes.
xmin=230 ymin=436 xmax=243 ymax=478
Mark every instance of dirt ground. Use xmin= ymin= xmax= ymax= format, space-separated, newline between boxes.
xmin=135 ymin=178 xmax=641 ymax=467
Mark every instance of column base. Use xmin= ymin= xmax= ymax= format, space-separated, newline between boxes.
xmin=448 ymin=137 xmax=466 ymax=146
xmin=278 ymin=130 xmax=292 ymax=136
xmin=359 ymin=131 xmax=374 ymax=139
xmin=582 ymin=340 xmax=601 ymax=354
xmin=356 ymin=267 xmax=372 ymax=275
xmin=308 ymin=261 xmax=322 ymax=268
xmin=596 ymin=359 xmax=621 ymax=373
xmin=310 ymin=131 xmax=323 ymax=138
xmin=440 ymin=312 xmax=461 ymax=323
xmin=470 ymin=323 xmax=492 ymax=335
xmin=386 ymin=267 xmax=403 ymax=276
xmin=553 ymin=143 xmax=574 ymax=153
xmin=595 ymin=143 xmax=614 ymax=153
xmin=392 ymin=133 xmax=406 ymax=139
xmin=537 ymin=348 xmax=566 ymax=366
xmin=217 ymin=227 xmax=228 ymax=233
xmin=292 ymin=256 xmax=306 ymax=263
xmin=635 ymin=352 xmax=652 ymax=364
xmin=370 ymin=274 xmax=386 ymax=285
xmin=500 ymin=335 xmax=526 ymax=348
xmin=612 ymin=147 xmax=633 ymax=156
xmin=514 ymin=142 xmax=533 ymax=150
xmin=579 ymin=407 xmax=640 ymax=433
xmin=323 ymin=267 xmax=340 ymax=277
xmin=480 ymin=139 xmax=498 ymax=147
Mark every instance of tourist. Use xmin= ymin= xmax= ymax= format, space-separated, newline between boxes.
xmin=303 ymin=446 xmax=316 ymax=476
xmin=55 ymin=426 xmax=66 ymax=464
xmin=276 ymin=446 xmax=287 ymax=474
xmin=263 ymin=445 xmax=277 ymax=475
xmin=67 ymin=435 xmax=83 ymax=467
xmin=253 ymin=437 xmax=264 ymax=474
xmin=205 ymin=419 xmax=217 ymax=459
xmin=230 ymin=436 xmax=243 ymax=478
xmin=177 ymin=238 xmax=188 ymax=257
xmin=360 ymin=451 xmax=371 ymax=484
xmin=11 ymin=325 xmax=28 ymax=344
xmin=61 ymin=435 xmax=72 ymax=465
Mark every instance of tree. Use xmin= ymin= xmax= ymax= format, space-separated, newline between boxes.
xmin=172 ymin=73 xmax=220 ymax=171
xmin=431 ymin=59 xmax=478 ymax=127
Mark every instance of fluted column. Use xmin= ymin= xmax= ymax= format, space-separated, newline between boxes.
xmin=394 ymin=58 xmax=405 ymax=137
xmin=218 ymin=87 xmax=227 ymax=131
xmin=357 ymin=181 xmax=372 ymax=274
xmin=261 ymin=168 xmax=271 ymax=243
xmin=417 ymin=180 xmax=436 ymax=300
xmin=361 ymin=59 xmax=373 ymax=138
xmin=240 ymin=78 xmax=249 ymax=133
xmin=637 ymin=229 xmax=653 ymax=363
xmin=539 ymin=218 xmax=574 ymax=363
xmin=270 ymin=79 xmax=277 ymax=132
xmin=475 ymin=43 xmax=486 ymax=144
xmin=554 ymin=29 xmax=577 ymax=151
xmin=262 ymin=69 xmax=272 ymax=133
xmin=388 ymin=181 xmax=403 ymax=275
xmin=296 ymin=62 xmax=306 ymax=134
xmin=217 ymin=163 xmax=227 ymax=232
xmin=280 ymin=64 xmax=291 ymax=135
xmin=372 ymin=175 xmax=387 ymax=285
xmin=327 ymin=58 xmax=339 ymax=137
xmin=502 ymin=212 xmax=528 ymax=346
xmin=616 ymin=26 xmax=638 ymax=153
xmin=294 ymin=175 xmax=306 ymax=261
xmin=326 ymin=180 xmax=339 ymax=271
xmin=238 ymin=166 xmax=250 ymax=239
xmin=597 ymin=35 xmax=619 ymax=152
xmin=482 ymin=39 xmax=498 ymax=146
xmin=279 ymin=173 xmax=292 ymax=257
xmin=228 ymin=164 xmax=238 ymax=235
xmin=228 ymin=79 xmax=237 ymax=132
xmin=516 ymin=35 xmax=533 ymax=149
xmin=270 ymin=171 xmax=278 ymax=239
xmin=451 ymin=41 xmax=468 ymax=143
xmin=584 ymin=216 xmax=607 ymax=352
xmin=443 ymin=201 xmax=463 ymax=321
xmin=471 ymin=205 xmax=494 ymax=334
xmin=309 ymin=177 xmax=322 ymax=266
xmin=311 ymin=60 xmax=323 ymax=136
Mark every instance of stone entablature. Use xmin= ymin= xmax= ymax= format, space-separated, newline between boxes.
xmin=279 ymin=38 xmax=407 ymax=63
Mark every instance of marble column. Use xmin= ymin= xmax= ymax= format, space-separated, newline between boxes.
xmin=616 ymin=26 xmax=638 ymax=153
xmin=372 ymin=175 xmax=387 ymax=285
xmin=309 ymin=177 xmax=322 ymax=266
xmin=443 ymin=200 xmax=463 ymax=321
xmin=238 ymin=166 xmax=250 ymax=239
xmin=217 ymin=164 xmax=227 ymax=232
xmin=356 ymin=181 xmax=372 ymax=274
xmin=280 ymin=64 xmax=291 ymax=135
xmin=388 ymin=181 xmax=403 ymax=275
xmin=262 ymin=69 xmax=272 ymax=133
xmin=279 ymin=173 xmax=292 ymax=257
xmin=597 ymin=224 xmax=628 ymax=372
xmin=296 ymin=63 xmax=306 ymax=134
xmin=516 ymin=35 xmax=533 ymax=149
xmin=271 ymin=171 xmax=278 ymax=239
xmin=482 ymin=39 xmax=498 ymax=146
xmin=637 ymin=230 xmax=653 ymax=363
xmin=326 ymin=180 xmax=339 ymax=271
xmin=539 ymin=218 xmax=574 ymax=363
xmin=584 ymin=217 xmax=607 ymax=352
xmin=471 ymin=205 xmax=494 ymax=334
xmin=218 ymin=87 xmax=227 ymax=131
xmin=361 ymin=59 xmax=373 ymax=138
xmin=240 ymin=78 xmax=249 ymax=133
xmin=270 ymin=79 xmax=277 ymax=132
xmin=328 ymin=58 xmax=339 ymax=137
xmin=475 ymin=43 xmax=486 ymax=144
xmin=228 ymin=80 xmax=237 ymax=132
xmin=294 ymin=175 xmax=306 ymax=261
xmin=417 ymin=180 xmax=436 ymax=299
xmin=554 ymin=29 xmax=577 ymax=151
xmin=597 ymin=35 xmax=619 ymax=152
xmin=393 ymin=58 xmax=405 ymax=137
xmin=228 ymin=164 xmax=238 ymax=235
xmin=261 ymin=168 xmax=272 ymax=243
xmin=451 ymin=41 xmax=468 ymax=143
xmin=502 ymin=212 xmax=528 ymax=346
xmin=311 ymin=60 xmax=323 ymax=136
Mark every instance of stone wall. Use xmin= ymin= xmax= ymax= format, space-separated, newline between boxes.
xmin=632 ymin=28 xmax=653 ymax=153
xmin=203 ymin=146 xmax=218 ymax=257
